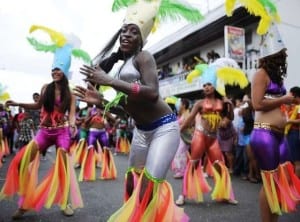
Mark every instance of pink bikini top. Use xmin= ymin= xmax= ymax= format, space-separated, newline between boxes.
xmin=40 ymin=96 xmax=66 ymax=127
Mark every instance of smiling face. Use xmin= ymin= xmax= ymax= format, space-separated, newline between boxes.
xmin=119 ymin=24 xmax=143 ymax=54
xmin=51 ymin=68 xmax=64 ymax=82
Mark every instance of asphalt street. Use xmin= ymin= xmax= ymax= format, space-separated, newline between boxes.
xmin=0 ymin=151 xmax=299 ymax=222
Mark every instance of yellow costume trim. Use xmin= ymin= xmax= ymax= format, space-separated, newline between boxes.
xmin=202 ymin=113 xmax=221 ymax=130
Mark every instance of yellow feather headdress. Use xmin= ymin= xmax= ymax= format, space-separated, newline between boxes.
xmin=186 ymin=58 xmax=249 ymax=96
xmin=225 ymin=0 xmax=281 ymax=35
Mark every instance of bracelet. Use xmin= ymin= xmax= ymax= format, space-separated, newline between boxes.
xmin=131 ymin=83 xmax=140 ymax=95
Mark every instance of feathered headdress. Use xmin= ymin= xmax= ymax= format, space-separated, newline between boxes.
xmin=225 ymin=0 xmax=281 ymax=35
xmin=27 ymin=25 xmax=91 ymax=78
xmin=112 ymin=0 xmax=204 ymax=44
xmin=186 ymin=57 xmax=249 ymax=96
xmin=0 ymin=83 xmax=10 ymax=102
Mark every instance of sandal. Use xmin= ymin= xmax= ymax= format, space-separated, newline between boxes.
xmin=12 ymin=208 xmax=27 ymax=220
xmin=249 ymin=177 xmax=259 ymax=183
xmin=175 ymin=195 xmax=185 ymax=206
xmin=62 ymin=204 xmax=74 ymax=217
xmin=227 ymin=199 xmax=238 ymax=205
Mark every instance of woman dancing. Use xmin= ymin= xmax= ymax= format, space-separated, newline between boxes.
xmin=250 ymin=23 xmax=300 ymax=222
xmin=0 ymin=25 xmax=90 ymax=219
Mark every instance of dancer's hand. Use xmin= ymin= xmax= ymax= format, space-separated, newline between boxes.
xmin=73 ymin=83 xmax=104 ymax=106
xmin=5 ymin=100 xmax=18 ymax=107
xmin=80 ymin=64 xmax=114 ymax=86
xmin=69 ymin=125 xmax=78 ymax=139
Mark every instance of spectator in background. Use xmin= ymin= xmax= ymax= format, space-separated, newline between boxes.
xmin=217 ymin=97 xmax=236 ymax=174
xmin=28 ymin=92 xmax=46 ymax=159
xmin=0 ymin=103 xmax=10 ymax=163
xmin=11 ymin=106 xmax=23 ymax=151
xmin=17 ymin=109 xmax=35 ymax=148
xmin=233 ymin=100 xmax=253 ymax=180
xmin=285 ymin=86 xmax=300 ymax=178
xmin=172 ymin=98 xmax=191 ymax=179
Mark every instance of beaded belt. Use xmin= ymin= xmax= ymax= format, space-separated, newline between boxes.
xmin=253 ymin=122 xmax=283 ymax=133
xmin=136 ymin=113 xmax=177 ymax=131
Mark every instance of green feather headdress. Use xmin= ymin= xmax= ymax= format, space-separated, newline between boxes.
xmin=112 ymin=0 xmax=203 ymax=42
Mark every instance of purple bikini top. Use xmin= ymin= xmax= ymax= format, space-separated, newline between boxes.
xmin=265 ymin=80 xmax=286 ymax=96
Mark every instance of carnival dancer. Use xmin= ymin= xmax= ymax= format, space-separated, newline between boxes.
xmin=79 ymin=106 xmax=117 ymax=181
xmin=73 ymin=106 xmax=90 ymax=168
xmin=285 ymin=86 xmax=300 ymax=178
xmin=115 ymin=117 xmax=131 ymax=154
xmin=176 ymin=58 xmax=248 ymax=206
xmin=250 ymin=23 xmax=300 ymax=222
xmin=171 ymin=98 xmax=191 ymax=179
xmin=0 ymin=101 xmax=10 ymax=167
xmin=73 ymin=1 xmax=203 ymax=220
xmin=0 ymin=25 xmax=91 ymax=219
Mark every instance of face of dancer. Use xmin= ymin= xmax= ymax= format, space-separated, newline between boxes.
xmin=119 ymin=24 xmax=142 ymax=54
xmin=202 ymin=83 xmax=215 ymax=96
xmin=51 ymin=68 xmax=64 ymax=82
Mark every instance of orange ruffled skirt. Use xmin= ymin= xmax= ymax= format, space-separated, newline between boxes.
xmin=0 ymin=140 xmax=83 ymax=211
xmin=108 ymin=169 xmax=189 ymax=222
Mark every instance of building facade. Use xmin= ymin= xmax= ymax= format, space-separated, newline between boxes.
xmin=147 ymin=0 xmax=300 ymax=99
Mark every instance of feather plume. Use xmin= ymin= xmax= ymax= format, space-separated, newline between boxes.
xmin=158 ymin=0 xmax=204 ymax=23
xmin=225 ymin=0 xmax=237 ymax=16
xmin=186 ymin=70 xmax=201 ymax=83
xmin=27 ymin=37 xmax=57 ymax=53
xmin=225 ymin=0 xmax=280 ymax=35
xmin=186 ymin=63 xmax=208 ymax=83
xmin=112 ymin=0 xmax=137 ymax=11
xmin=165 ymin=96 xmax=178 ymax=104
xmin=0 ymin=84 xmax=10 ymax=101
xmin=216 ymin=67 xmax=249 ymax=88
xmin=29 ymin=25 xmax=67 ymax=47
xmin=104 ymin=92 xmax=127 ymax=115
xmin=0 ymin=92 xmax=10 ymax=101
xmin=258 ymin=0 xmax=279 ymax=17
xmin=112 ymin=0 xmax=203 ymax=23
xmin=71 ymin=49 xmax=92 ymax=64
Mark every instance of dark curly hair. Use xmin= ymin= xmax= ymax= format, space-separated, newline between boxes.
xmin=258 ymin=49 xmax=287 ymax=85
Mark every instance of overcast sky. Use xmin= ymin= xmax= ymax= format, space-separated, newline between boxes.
xmin=0 ymin=0 xmax=223 ymax=103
